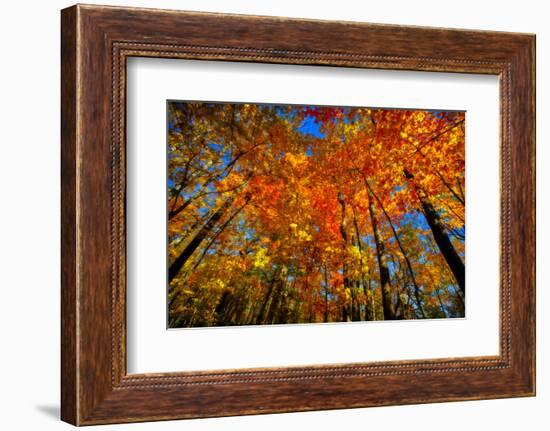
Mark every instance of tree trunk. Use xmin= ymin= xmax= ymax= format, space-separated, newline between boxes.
xmin=168 ymin=197 xmax=235 ymax=283
xmin=364 ymin=179 xmax=426 ymax=318
xmin=266 ymin=281 xmax=283 ymax=324
xmin=364 ymin=275 xmax=375 ymax=321
xmin=404 ymin=170 xmax=465 ymax=294
xmin=366 ymin=188 xmax=397 ymax=320
xmin=350 ymin=208 xmax=366 ymax=321
xmin=337 ymin=191 xmax=352 ymax=321
xmin=323 ymin=265 xmax=330 ymax=323
xmin=191 ymin=196 xmax=251 ymax=272
xmin=255 ymin=269 xmax=279 ymax=324
xmin=435 ymin=288 xmax=448 ymax=318
xmin=214 ymin=289 xmax=232 ymax=325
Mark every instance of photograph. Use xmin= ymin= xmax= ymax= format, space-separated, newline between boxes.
xmin=0 ymin=1 xmax=535 ymax=428
xmin=167 ymin=101 xmax=466 ymax=328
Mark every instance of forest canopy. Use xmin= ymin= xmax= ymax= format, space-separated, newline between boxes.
xmin=167 ymin=101 xmax=465 ymax=328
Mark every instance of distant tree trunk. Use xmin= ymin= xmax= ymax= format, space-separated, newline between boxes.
xmin=364 ymin=274 xmax=375 ymax=321
xmin=351 ymin=205 xmax=368 ymax=320
xmin=366 ymin=188 xmax=397 ymax=320
xmin=266 ymin=269 xmax=286 ymax=324
xmin=450 ymin=285 xmax=465 ymax=316
xmin=323 ymin=265 xmax=330 ymax=323
xmin=215 ymin=289 xmax=232 ymax=325
xmin=404 ymin=170 xmax=465 ymax=294
xmin=255 ymin=268 xmax=281 ymax=324
xmin=388 ymin=254 xmax=407 ymax=319
xmin=275 ymin=281 xmax=290 ymax=324
xmin=168 ymin=197 xmax=236 ymax=283
xmin=435 ymin=288 xmax=448 ymax=318
xmin=231 ymin=292 xmax=247 ymax=325
xmin=265 ymin=283 xmax=282 ymax=324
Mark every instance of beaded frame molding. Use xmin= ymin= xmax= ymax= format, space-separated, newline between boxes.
xmin=61 ymin=4 xmax=535 ymax=425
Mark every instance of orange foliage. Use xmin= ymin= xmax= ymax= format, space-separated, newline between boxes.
xmin=167 ymin=102 xmax=465 ymax=327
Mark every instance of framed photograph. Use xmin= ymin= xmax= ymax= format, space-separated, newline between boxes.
xmin=61 ymin=4 xmax=535 ymax=425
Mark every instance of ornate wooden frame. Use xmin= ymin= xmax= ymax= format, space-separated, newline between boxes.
xmin=61 ymin=4 xmax=535 ymax=425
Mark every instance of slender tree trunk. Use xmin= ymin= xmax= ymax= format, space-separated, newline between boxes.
xmin=450 ymin=285 xmax=465 ymax=316
xmin=405 ymin=140 xmax=465 ymax=206
xmin=366 ymin=188 xmax=397 ymax=320
xmin=276 ymin=279 xmax=290 ymax=324
xmin=323 ymin=265 xmax=330 ymax=323
xmin=245 ymin=297 xmax=260 ymax=325
xmin=364 ymin=179 xmax=426 ymax=318
xmin=169 ymin=217 xmax=201 ymax=247
xmin=351 ymin=207 xmax=367 ymax=321
xmin=235 ymin=300 xmax=246 ymax=325
xmin=363 ymin=275 xmax=374 ymax=321
xmin=456 ymin=178 xmax=465 ymax=203
xmin=266 ymin=267 xmax=287 ymax=324
xmin=168 ymin=196 xmax=194 ymax=220
xmin=435 ymin=288 xmax=448 ymax=318
xmin=337 ymin=191 xmax=352 ymax=321
xmin=168 ymin=143 xmax=255 ymax=220
xmin=256 ymin=286 xmax=273 ymax=325
xmin=214 ymin=289 xmax=232 ymax=325
xmin=168 ymin=197 xmax=236 ymax=283
xmin=255 ymin=268 xmax=280 ymax=324
xmin=352 ymin=282 xmax=361 ymax=321
xmin=191 ymin=196 xmax=251 ymax=271
xmin=351 ymin=208 xmax=364 ymax=273
xmin=404 ymin=170 xmax=465 ymax=294
xmin=388 ymin=254 xmax=407 ymax=319
xmin=266 ymin=281 xmax=282 ymax=324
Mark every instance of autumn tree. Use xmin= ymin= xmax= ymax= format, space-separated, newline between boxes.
xmin=167 ymin=102 xmax=465 ymax=327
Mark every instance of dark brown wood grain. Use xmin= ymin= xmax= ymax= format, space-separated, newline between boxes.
xmin=60 ymin=5 xmax=78 ymax=425
xmin=61 ymin=4 xmax=535 ymax=426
